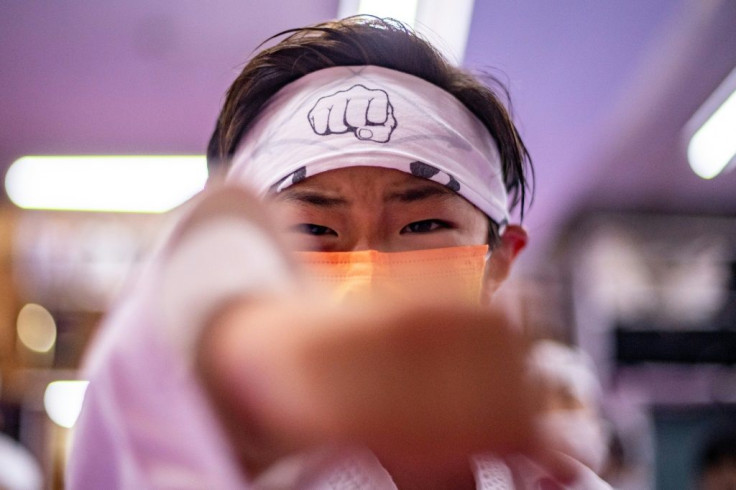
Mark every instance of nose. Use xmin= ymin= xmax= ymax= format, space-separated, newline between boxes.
xmin=344 ymin=218 xmax=389 ymax=252
xmin=340 ymin=207 xmax=393 ymax=252
xmin=348 ymin=235 xmax=386 ymax=252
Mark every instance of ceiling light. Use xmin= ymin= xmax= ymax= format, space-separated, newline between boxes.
xmin=686 ymin=67 xmax=736 ymax=180
xmin=5 ymin=155 xmax=208 ymax=213
xmin=16 ymin=303 xmax=57 ymax=353
xmin=44 ymin=380 xmax=89 ymax=429
xmin=349 ymin=0 xmax=419 ymax=26
xmin=338 ymin=0 xmax=475 ymax=63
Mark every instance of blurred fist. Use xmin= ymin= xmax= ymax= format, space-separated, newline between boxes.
xmin=308 ymin=84 xmax=397 ymax=143
xmin=213 ymin=297 xmax=539 ymax=466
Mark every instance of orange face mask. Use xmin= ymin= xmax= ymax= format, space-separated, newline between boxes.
xmin=295 ymin=245 xmax=489 ymax=304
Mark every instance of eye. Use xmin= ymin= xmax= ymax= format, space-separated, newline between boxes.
xmin=400 ymin=219 xmax=450 ymax=234
xmin=290 ymin=223 xmax=338 ymax=236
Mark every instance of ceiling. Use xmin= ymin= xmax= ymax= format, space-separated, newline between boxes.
xmin=2 ymin=0 xmax=735 ymax=269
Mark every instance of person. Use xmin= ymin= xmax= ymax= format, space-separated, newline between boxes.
xmin=67 ymin=16 xmax=610 ymax=489
xmin=529 ymin=340 xmax=610 ymax=475
xmin=697 ymin=427 xmax=736 ymax=490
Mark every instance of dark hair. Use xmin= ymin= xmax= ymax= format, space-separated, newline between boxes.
xmin=207 ymin=16 xmax=533 ymax=243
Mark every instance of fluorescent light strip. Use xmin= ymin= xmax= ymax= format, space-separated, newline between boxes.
xmin=338 ymin=0 xmax=475 ymax=64
xmin=356 ymin=0 xmax=419 ymax=26
xmin=5 ymin=155 xmax=208 ymax=213
xmin=686 ymin=67 xmax=736 ymax=180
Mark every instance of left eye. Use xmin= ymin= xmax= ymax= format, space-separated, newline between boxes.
xmin=400 ymin=219 xmax=449 ymax=234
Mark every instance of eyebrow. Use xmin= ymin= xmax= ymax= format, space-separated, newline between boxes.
xmin=384 ymin=185 xmax=456 ymax=203
xmin=277 ymin=189 xmax=349 ymax=207
xmin=276 ymin=183 xmax=456 ymax=207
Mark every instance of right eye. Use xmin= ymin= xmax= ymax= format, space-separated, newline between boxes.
xmin=290 ymin=223 xmax=338 ymax=236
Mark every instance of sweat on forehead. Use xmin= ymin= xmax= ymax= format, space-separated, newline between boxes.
xmin=226 ymin=65 xmax=510 ymax=227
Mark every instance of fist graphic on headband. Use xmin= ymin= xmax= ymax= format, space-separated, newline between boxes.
xmin=308 ymin=84 xmax=397 ymax=143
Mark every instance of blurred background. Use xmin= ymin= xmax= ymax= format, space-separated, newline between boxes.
xmin=1 ymin=1 xmax=735 ymax=488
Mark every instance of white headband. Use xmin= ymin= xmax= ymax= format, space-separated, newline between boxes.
xmin=226 ymin=65 xmax=509 ymax=225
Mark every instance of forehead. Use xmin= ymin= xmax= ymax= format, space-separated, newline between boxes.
xmin=272 ymin=166 xmax=489 ymax=226
xmin=278 ymin=166 xmax=457 ymax=197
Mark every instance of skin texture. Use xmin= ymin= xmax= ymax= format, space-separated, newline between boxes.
xmin=271 ymin=167 xmax=491 ymax=252
xmin=194 ymin=168 xmax=556 ymax=489
xmin=270 ymin=167 xmax=528 ymax=298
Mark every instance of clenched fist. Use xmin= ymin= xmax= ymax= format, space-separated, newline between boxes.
xmin=308 ymin=84 xmax=397 ymax=143
xmin=200 ymin=295 xmax=539 ymax=472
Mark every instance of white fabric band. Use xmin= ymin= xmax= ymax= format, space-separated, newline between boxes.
xmin=226 ymin=65 xmax=510 ymax=226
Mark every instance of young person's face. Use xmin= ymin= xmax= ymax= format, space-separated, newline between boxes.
xmin=271 ymin=166 xmax=489 ymax=253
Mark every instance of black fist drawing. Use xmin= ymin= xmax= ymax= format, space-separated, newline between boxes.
xmin=308 ymin=84 xmax=397 ymax=143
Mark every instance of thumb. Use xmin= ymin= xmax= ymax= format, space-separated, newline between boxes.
xmin=356 ymin=103 xmax=396 ymax=143
xmin=356 ymin=124 xmax=391 ymax=142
